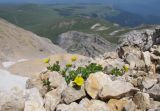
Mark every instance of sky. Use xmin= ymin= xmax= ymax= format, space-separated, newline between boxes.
xmin=0 ymin=0 xmax=159 ymax=16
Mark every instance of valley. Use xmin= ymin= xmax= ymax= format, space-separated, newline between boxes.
xmin=0 ymin=4 xmax=143 ymax=44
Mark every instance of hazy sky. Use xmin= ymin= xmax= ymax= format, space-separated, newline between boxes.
xmin=0 ymin=0 xmax=159 ymax=16
xmin=0 ymin=0 xmax=158 ymax=4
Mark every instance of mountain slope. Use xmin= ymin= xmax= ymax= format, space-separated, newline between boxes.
xmin=0 ymin=18 xmax=66 ymax=62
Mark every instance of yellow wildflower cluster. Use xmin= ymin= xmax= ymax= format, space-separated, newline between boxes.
xmin=43 ymin=58 xmax=50 ymax=64
xmin=71 ymin=55 xmax=77 ymax=62
xmin=74 ymin=76 xmax=84 ymax=86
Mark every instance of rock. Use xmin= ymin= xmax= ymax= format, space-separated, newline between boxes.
xmin=62 ymin=85 xmax=86 ymax=104
xmin=103 ymin=52 xmax=118 ymax=59
xmin=44 ymin=72 xmax=67 ymax=110
xmin=125 ymin=53 xmax=144 ymax=69
xmin=26 ymin=77 xmax=47 ymax=96
xmin=57 ymin=31 xmax=116 ymax=57
xmin=151 ymin=45 xmax=160 ymax=56
xmin=142 ymin=77 xmax=157 ymax=89
xmin=104 ymin=58 xmax=125 ymax=74
xmin=118 ymin=46 xmax=141 ymax=59
xmin=108 ymin=98 xmax=136 ymax=111
xmin=24 ymin=88 xmax=45 ymax=111
xmin=48 ymin=71 xmax=67 ymax=92
xmin=123 ymin=99 xmax=137 ymax=111
xmin=85 ymin=72 xmax=112 ymax=99
xmin=86 ymin=100 xmax=111 ymax=111
xmin=153 ymin=28 xmax=160 ymax=45
xmin=80 ymin=99 xmax=111 ymax=111
xmin=45 ymin=89 xmax=61 ymax=111
xmin=0 ymin=69 xmax=28 ymax=91
xmin=149 ymin=100 xmax=160 ymax=111
xmin=119 ymin=29 xmax=154 ymax=51
xmin=56 ymin=102 xmax=87 ymax=111
xmin=0 ymin=88 xmax=25 ymax=111
xmin=99 ymin=80 xmax=138 ymax=100
xmin=133 ymin=92 xmax=151 ymax=110
xmin=147 ymin=84 xmax=160 ymax=101
xmin=142 ymin=51 xmax=151 ymax=69
xmin=0 ymin=69 xmax=27 ymax=111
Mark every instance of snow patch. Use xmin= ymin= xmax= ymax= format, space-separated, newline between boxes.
xmin=2 ymin=59 xmax=28 ymax=68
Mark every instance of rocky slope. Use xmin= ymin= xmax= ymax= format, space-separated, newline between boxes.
xmin=0 ymin=27 xmax=160 ymax=111
xmin=0 ymin=19 xmax=160 ymax=111
xmin=0 ymin=18 xmax=66 ymax=64
xmin=57 ymin=31 xmax=116 ymax=57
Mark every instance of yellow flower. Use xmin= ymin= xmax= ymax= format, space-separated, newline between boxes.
xmin=74 ymin=76 xmax=84 ymax=86
xmin=71 ymin=56 xmax=77 ymax=62
xmin=43 ymin=58 xmax=50 ymax=63
xmin=123 ymin=65 xmax=129 ymax=72
xmin=66 ymin=62 xmax=72 ymax=67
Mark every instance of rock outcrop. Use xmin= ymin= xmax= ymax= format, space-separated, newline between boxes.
xmin=57 ymin=31 xmax=116 ymax=57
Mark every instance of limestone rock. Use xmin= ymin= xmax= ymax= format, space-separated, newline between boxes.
xmin=119 ymin=29 xmax=154 ymax=51
xmin=56 ymin=102 xmax=87 ymax=111
xmin=149 ymin=100 xmax=160 ymax=111
xmin=0 ymin=88 xmax=25 ymax=111
xmin=125 ymin=53 xmax=143 ymax=69
xmin=108 ymin=98 xmax=136 ymax=111
xmin=86 ymin=100 xmax=111 ymax=111
xmin=133 ymin=92 xmax=151 ymax=110
xmin=142 ymin=77 xmax=157 ymax=89
xmin=62 ymin=86 xmax=86 ymax=104
xmin=24 ymin=88 xmax=45 ymax=111
xmin=142 ymin=51 xmax=151 ymax=69
xmin=45 ymin=89 xmax=61 ymax=111
xmin=99 ymin=80 xmax=138 ymax=100
xmin=103 ymin=52 xmax=118 ymax=60
xmin=85 ymin=72 xmax=112 ymax=99
xmin=48 ymin=71 xmax=67 ymax=92
xmin=147 ymin=84 xmax=160 ymax=101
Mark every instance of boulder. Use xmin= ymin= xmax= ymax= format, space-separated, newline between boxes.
xmin=125 ymin=53 xmax=144 ymax=69
xmin=0 ymin=69 xmax=27 ymax=111
xmin=149 ymin=100 xmax=160 ymax=111
xmin=62 ymin=86 xmax=86 ymax=104
xmin=118 ymin=46 xmax=141 ymax=59
xmin=103 ymin=52 xmax=118 ymax=60
xmin=26 ymin=77 xmax=47 ymax=96
xmin=147 ymin=84 xmax=160 ymax=101
xmin=86 ymin=100 xmax=111 ymax=111
xmin=119 ymin=29 xmax=154 ymax=51
xmin=108 ymin=98 xmax=136 ymax=111
xmin=80 ymin=99 xmax=111 ymax=111
xmin=56 ymin=102 xmax=87 ymax=111
xmin=142 ymin=51 xmax=151 ymax=69
xmin=99 ymin=80 xmax=138 ymax=100
xmin=142 ymin=77 xmax=157 ymax=89
xmin=24 ymin=88 xmax=45 ymax=111
xmin=0 ymin=88 xmax=25 ymax=111
xmin=85 ymin=72 xmax=112 ymax=99
xmin=48 ymin=71 xmax=67 ymax=92
xmin=133 ymin=92 xmax=151 ymax=110
xmin=45 ymin=89 xmax=61 ymax=111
